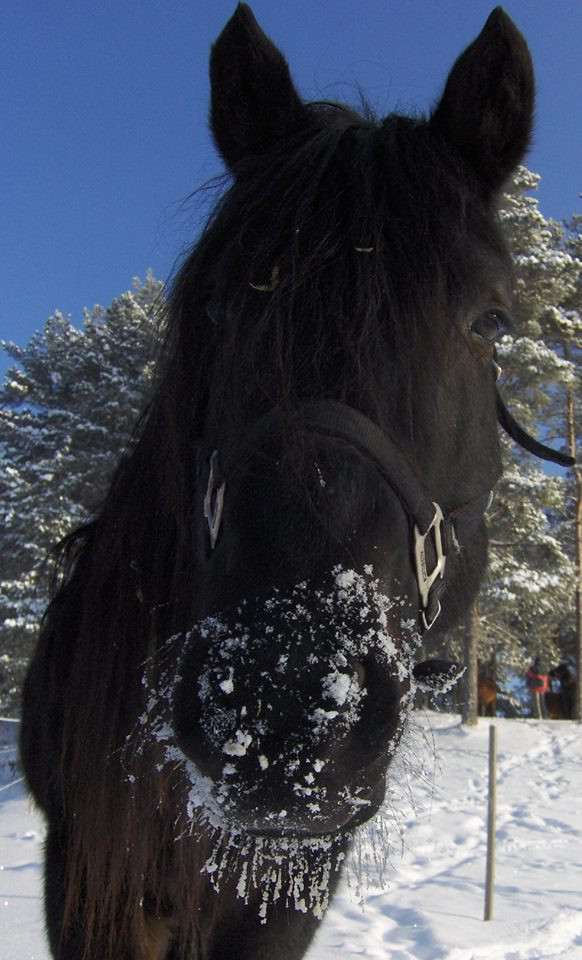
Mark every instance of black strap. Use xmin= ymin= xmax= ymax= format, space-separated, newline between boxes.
xmin=293 ymin=401 xmax=493 ymax=632
xmin=298 ymin=400 xmax=492 ymax=541
xmin=298 ymin=400 xmax=436 ymax=531
xmin=496 ymin=391 xmax=575 ymax=468
xmin=209 ymin=400 xmax=493 ymax=632
xmin=204 ymin=391 xmax=574 ymax=633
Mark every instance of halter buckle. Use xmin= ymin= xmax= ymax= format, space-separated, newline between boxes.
xmin=414 ymin=502 xmax=446 ymax=630
xmin=420 ymin=602 xmax=441 ymax=632
xmin=204 ymin=450 xmax=225 ymax=551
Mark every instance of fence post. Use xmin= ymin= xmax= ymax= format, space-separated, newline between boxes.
xmin=484 ymin=724 xmax=497 ymax=921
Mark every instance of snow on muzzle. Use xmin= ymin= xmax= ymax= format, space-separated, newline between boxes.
xmin=172 ymin=567 xmax=419 ymax=836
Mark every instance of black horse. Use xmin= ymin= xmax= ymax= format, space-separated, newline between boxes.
xmin=21 ymin=5 xmax=563 ymax=958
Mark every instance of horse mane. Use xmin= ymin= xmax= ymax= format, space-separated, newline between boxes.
xmin=47 ymin=100 xmax=510 ymax=953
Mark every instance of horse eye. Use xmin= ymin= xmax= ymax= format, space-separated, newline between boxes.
xmin=471 ymin=311 xmax=506 ymax=344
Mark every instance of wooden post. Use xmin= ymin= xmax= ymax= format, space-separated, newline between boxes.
xmin=564 ymin=351 xmax=581 ymax=722
xmin=567 ymin=401 xmax=582 ymax=721
xmin=484 ymin=724 xmax=497 ymax=921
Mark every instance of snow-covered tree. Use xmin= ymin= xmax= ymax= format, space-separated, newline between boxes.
xmin=424 ymin=169 xmax=581 ymax=715
xmin=557 ymin=216 xmax=582 ymax=716
xmin=478 ymin=169 xmax=581 ymax=700
xmin=0 ymin=273 xmax=163 ymax=713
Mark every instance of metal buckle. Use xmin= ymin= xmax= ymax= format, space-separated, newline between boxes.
xmin=414 ymin=502 xmax=446 ymax=630
xmin=421 ymin=601 xmax=441 ymax=632
xmin=204 ymin=450 xmax=225 ymax=551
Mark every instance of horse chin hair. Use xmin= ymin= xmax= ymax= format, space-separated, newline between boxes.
xmin=189 ymin=704 xmax=429 ymax=923
xmin=197 ymin=825 xmax=347 ymax=922
xmin=134 ymin=709 xmax=423 ymax=923
xmin=342 ymin=709 xmax=440 ymax=904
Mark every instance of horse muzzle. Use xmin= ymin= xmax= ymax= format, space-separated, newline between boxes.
xmin=171 ymin=568 xmax=416 ymax=836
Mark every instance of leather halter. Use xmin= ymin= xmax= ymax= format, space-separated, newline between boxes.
xmin=295 ymin=401 xmax=493 ymax=631
xmin=203 ymin=383 xmax=575 ymax=633
xmin=297 ymin=395 xmax=576 ymax=628
xmin=203 ymin=400 xmax=494 ymax=633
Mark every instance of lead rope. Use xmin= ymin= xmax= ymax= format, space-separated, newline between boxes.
xmin=495 ymin=390 xmax=575 ymax=468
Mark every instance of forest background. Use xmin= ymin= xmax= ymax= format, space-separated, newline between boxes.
xmin=0 ymin=166 xmax=581 ymax=717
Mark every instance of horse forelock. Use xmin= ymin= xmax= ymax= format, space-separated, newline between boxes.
xmin=161 ymin=103 xmax=508 ymax=435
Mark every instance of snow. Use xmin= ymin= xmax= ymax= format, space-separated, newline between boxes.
xmin=2 ymin=712 xmax=582 ymax=959
xmin=322 ymin=671 xmax=355 ymax=707
xmin=223 ymin=730 xmax=253 ymax=756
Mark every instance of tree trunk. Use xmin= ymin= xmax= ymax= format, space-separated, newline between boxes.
xmin=462 ymin=602 xmax=479 ymax=725
xmin=566 ymin=384 xmax=582 ymax=721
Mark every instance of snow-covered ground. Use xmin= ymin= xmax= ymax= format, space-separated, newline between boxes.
xmin=2 ymin=713 xmax=581 ymax=959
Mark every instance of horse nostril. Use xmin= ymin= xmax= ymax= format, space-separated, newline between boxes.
xmin=353 ymin=662 xmax=366 ymax=689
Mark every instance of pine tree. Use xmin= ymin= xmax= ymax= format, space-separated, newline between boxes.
xmin=0 ymin=274 xmax=163 ymax=713
xmin=478 ymin=168 xmax=581 ymax=704
xmin=556 ymin=216 xmax=582 ymax=716
xmin=423 ymin=169 xmax=581 ymax=715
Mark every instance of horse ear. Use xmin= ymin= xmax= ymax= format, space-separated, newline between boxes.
xmin=429 ymin=7 xmax=534 ymax=194
xmin=210 ymin=4 xmax=308 ymax=170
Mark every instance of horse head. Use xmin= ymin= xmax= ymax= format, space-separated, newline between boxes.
xmin=168 ymin=4 xmax=534 ymax=840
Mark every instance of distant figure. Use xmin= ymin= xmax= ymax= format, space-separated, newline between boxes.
xmin=478 ymin=676 xmax=497 ymax=717
xmin=546 ymin=663 xmax=577 ymax=720
xmin=526 ymin=656 xmax=549 ymax=718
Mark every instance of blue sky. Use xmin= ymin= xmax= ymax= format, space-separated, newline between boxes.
xmin=2 ymin=1 xmax=581 ymax=369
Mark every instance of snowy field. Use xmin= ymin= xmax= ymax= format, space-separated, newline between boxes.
xmin=2 ymin=712 xmax=581 ymax=960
